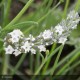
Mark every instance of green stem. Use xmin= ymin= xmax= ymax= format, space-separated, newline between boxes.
xmin=50 ymin=45 xmax=64 ymax=75
xmin=2 ymin=0 xmax=11 ymax=75
xmin=62 ymin=0 xmax=69 ymax=18
xmin=42 ymin=43 xmax=56 ymax=74
xmin=46 ymin=0 xmax=53 ymax=11
xmin=0 ymin=0 xmax=3 ymax=8
xmin=56 ymin=52 xmax=80 ymax=75
xmin=34 ymin=45 xmax=62 ymax=75
xmin=56 ymin=47 xmax=80 ymax=69
xmin=41 ymin=0 xmax=49 ymax=7
xmin=45 ymin=47 xmax=80 ymax=75
xmin=30 ymin=54 xmax=33 ymax=73
xmin=3 ymin=0 xmax=12 ymax=26
xmin=38 ymin=1 xmax=61 ymax=23
xmin=4 ymin=0 xmax=33 ymax=28
xmin=35 ymin=51 xmax=40 ymax=72
xmin=62 ymin=60 xmax=80 ymax=75
xmin=24 ymin=1 xmax=62 ymax=34
xmin=8 ymin=65 xmax=27 ymax=80
xmin=75 ymin=0 xmax=80 ymax=11
xmin=2 ymin=55 xmax=9 ymax=75
xmin=11 ymin=53 xmax=27 ymax=75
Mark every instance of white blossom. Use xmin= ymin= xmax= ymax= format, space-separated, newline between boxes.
xmin=13 ymin=49 xmax=21 ymax=56
xmin=58 ymin=37 xmax=67 ymax=45
xmin=26 ymin=34 xmax=35 ymax=41
xmin=55 ymin=24 xmax=64 ymax=35
xmin=67 ymin=10 xmax=79 ymax=20
xmin=31 ymin=48 xmax=36 ymax=54
xmin=29 ymin=34 xmax=35 ymax=41
xmin=42 ymin=30 xmax=53 ymax=39
xmin=38 ymin=45 xmax=46 ymax=52
xmin=9 ymin=29 xmax=24 ymax=37
xmin=4 ymin=45 xmax=14 ymax=54
xmin=8 ymin=29 xmax=24 ymax=43
xmin=67 ymin=10 xmax=80 ymax=29
xmin=21 ymin=41 xmax=31 ymax=53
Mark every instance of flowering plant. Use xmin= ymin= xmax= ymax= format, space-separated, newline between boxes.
xmin=0 ymin=0 xmax=80 ymax=79
xmin=3 ymin=10 xmax=80 ymax=56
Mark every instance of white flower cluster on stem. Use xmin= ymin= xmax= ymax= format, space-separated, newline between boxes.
xmin=4 ymin=10 xmax=80 ymax=56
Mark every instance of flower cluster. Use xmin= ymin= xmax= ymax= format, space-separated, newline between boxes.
xmin=4 ymin=10 xmax=80 ymax=56
xmin=4 ymin=29 xmax=24 ymax=56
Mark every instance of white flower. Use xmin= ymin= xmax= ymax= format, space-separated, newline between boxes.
xmin=26 ymin=34 xmax=35 ymax=41
xmin=55 ymin=24 xmax=64 ymax=35
xmin=21 ymin=41 xmax=31 ymax=53
xmin=67 ymin=10 xmax=79 ymax=20
xmin=9 ymin=29 xmax=24 ymax=37
xmin=58 ymin=37 xmax=67 ymax=45
xmin=9 ymin=37 xmax=20 ymax=43
xmin=8 ymin=29 xmax=24 ymax=43
xmin=13 ymin=49 xmax=21 ymax=56
xmin=71 ymin=22 xmax=77 ymax=29
xmin=4 ymin=45 xmax=14 ymax=54
xmin=31 ymin=48 xmax=36 ymax=54
xmin=42 ymin=30 xmax=53 ymax=39
xmin=38 ymin=45 xmax=46 ymax=52
xmin=29 ymin=34 xmax=35 ymax=41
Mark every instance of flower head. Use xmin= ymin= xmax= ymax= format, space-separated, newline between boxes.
xmin=55 ymin=24 xmax=64 ymax=35
xmin=13 ymin=49 xmax=21 ymax=56
xmin=4 ymin=45 xmax=14 ymax=54
xmin=21 ymin=41 xmax=32 ymax=53
xmin=42 ymin=30 xmax=53 ymax=40
xmin=3 ymin=10 xmax=80 ymax=56
xmin=58 ymin=37 xmax=67 ymax=45
xmin=38 ymin=45 xmax=46 ymax=52
xmin=8 ymin=29 xmax=24 ymax=43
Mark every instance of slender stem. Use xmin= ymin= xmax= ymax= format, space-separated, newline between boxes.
xmin=35 ymin=51 xmax=40 ymax=72
xmin=41 ymin=0 xmax=49 ymax=8
xmin=62 ymin=0 xmax=69 ymax=18
xmin=0 ymin=0 xmax=3 ymax=8
xmin=2 ymin=21 xmax=38 ymax=31
xmin=2 ymin=55 xmax=9 ymax=75
xmin=45 ymin=47 xmax=80 ymax=75
xmin=4 ymin=0 xmax=33 ymax=28
xmin=30 ymin=54 xmax=33 ymax=73
xmin=56 ymin=47 xmax=80 ymax=69
xmin=34 ymin=45 xmax=62 ymax=75
xmin=56 ymin=52 xmax=80 ymax=75
xmin=2 ymin=0 xmax=11 ymax=75
xmin=24 ymin=1 xmax=62 ymax=34
xmin=62 ymin=60 xmax=80 ymax=75
xmin=75 ymin=0 xmax=80 ymax=11
xmin=46 ymin=0 xmax=53 ymax=11
xmin=39 ymin=52 xmax=44 ymax=62
xmin=11 ymin=53 xmax=27 ymax=75
xmin=9 ymin=65 xmax=27 ymax=80
xmin=38 ymin=1 xmax=61 ymax=23
xmin=3 ymin=0 xmax=12 ymax=26
xmin=50 ymin=45 xmax=64 ymax=75
xmin=42 ymin=43 xmax=56 ymax=74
